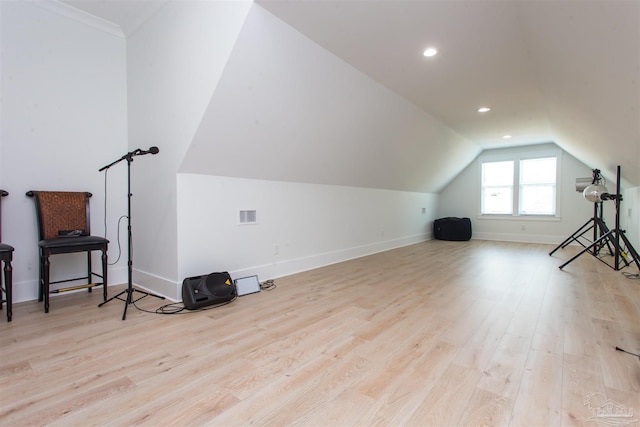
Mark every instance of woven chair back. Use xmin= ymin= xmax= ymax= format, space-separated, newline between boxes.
xmin=33 ymin=192 xmax=89 ymax=240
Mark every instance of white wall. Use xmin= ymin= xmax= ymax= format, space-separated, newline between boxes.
xmin=181 ymin=4 xmax=479 ymax=194
xmin=0 ymin=1 xmax=128 ymax=303
xmin=621 ymin=186 xmax=639 ymax=255
xmin=437 ymin=143 xmax=598 ymax=244
xmin=126 ymin=0 xmax=252 ymax=297
xmin=131 ymin=2 xmax=472 ymax=299
xmin=1 ymin=0 xmax=450 ymax=304
xmin=177 ymin=174 xmax=437 ymax=297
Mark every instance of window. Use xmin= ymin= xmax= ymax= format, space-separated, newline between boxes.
xmin=481 ymin=155 xmax=558 ymax=216
xmin=481 ymin=161 xmax=514 ymax=214
xmin=519 ymin=157 xmax=556 ymax=215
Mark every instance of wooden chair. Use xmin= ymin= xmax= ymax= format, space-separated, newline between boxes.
xmin=0 ymin=190 xmax=14 ymax=321
xmin=26 ymin=191 xmax=109 ymax=313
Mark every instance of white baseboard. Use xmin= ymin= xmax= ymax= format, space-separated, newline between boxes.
xmin=472 ymin=232 xmax=571 ymax=245
xmin=11 ymin=234 xmax=432 ymax=304
xmin=229 ymin=233 xmax=430 ymax=283
xmin=133 ymin=269 xmax=180 ymax=302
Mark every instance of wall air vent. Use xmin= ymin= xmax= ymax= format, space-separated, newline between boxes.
xmin=239 ymin=209 xmax=257 ymax=225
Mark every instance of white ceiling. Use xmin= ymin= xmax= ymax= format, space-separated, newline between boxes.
xmin=58 ymin=0 xmax=166 ymax=37
xmin=57 ymin=0 xmax=640 ymax=186
xmin=262 ymin=0 xmax=553 ymax=149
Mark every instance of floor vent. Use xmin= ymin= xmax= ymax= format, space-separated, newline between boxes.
xmin=239 ymin=209 xmax=257 ymax=224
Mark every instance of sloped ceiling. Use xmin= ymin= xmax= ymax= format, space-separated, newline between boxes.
xmin=180 ymin=4 xmax=480 ymax=193
xmin=256 ymin=0 xmax=640 ymax=187
xmin=57 ymin=0 xmax=639 ymax=187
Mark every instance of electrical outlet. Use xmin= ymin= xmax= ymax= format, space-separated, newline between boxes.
xmin=274 ymin=245 xmax=279 ymax=255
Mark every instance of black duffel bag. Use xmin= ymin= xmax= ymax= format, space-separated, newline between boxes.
xmin=434 ymin=217 xmax=472 ymax=241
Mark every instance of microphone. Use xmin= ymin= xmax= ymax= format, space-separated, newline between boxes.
xmin=136 ymin=146 xmax=159 ymax=156
xmin=99 ymin=146 xmax=160 ymax=171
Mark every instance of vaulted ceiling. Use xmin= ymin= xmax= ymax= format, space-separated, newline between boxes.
xmin=58 ymin=0 xmax=640 ymax=187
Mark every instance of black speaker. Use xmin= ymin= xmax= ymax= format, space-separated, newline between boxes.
xmin=182 ymin=272 xmax=237 ymax=310
xmin=434 ymin=217 xmax=472 ymax=241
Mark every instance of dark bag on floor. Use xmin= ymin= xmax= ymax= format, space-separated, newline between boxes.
xmin=182 ymin=272 xmax=237 ymax=310
xmin=434 ymin=217 xmax=472 ymax=241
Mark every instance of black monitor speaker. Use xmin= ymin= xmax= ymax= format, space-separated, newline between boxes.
xmin=182 ymin=272 xmax=237 ymax=310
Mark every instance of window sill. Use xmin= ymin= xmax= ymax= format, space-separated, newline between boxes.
xmin=477 ymin=214 xmax=561 ymax=222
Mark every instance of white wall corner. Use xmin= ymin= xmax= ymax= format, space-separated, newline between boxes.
xmin=33 ymin=0 xmax=125 ymax=38
xmin=133 ymin=269 xmax=180 ymax=302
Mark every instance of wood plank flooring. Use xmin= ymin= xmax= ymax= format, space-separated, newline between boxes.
xmin=1 ymin=240 xmax=639 ymax=426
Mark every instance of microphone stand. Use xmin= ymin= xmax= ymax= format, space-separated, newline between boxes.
xmin=98 ymin=149 xmax=165 ymax=320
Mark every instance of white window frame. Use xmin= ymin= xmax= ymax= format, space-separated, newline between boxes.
xmin=478 ymin=147 xmax=562 ymax=219
xmin=481 ymin=160 xmax=515 ymax=215
xmin=518 ymin=157 xmax=557 ymax=216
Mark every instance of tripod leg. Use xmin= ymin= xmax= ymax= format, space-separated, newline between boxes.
xmin=549 ymin=218 xmax=594 ymax=255
xmin=559 ymin=231 xmax=615 ymax=270
xmin=595 ymin=219 xmax=614 ymax=256
xmin=98 ymin=289 xmax=125 ymax=306
xmin=618 ymin=231 xmax=640 ymax=270
xmin=122 ymin=287 xmax=132 ymax=321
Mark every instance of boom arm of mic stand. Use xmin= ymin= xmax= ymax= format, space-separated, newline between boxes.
xmin=98 ymin=152 xmax=135 ymax=172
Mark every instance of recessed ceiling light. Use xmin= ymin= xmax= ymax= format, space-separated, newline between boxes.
xmin=423 ymin=48 xmax=438 ymax=57
xmin=503 ymin=134 xmax=512 ymax=139
xmin=477 ymin=107 xmax=491 ymax=113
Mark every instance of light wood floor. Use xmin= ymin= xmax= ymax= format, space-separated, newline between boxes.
xmin=1 ymin=240 xmax=639 ymax=426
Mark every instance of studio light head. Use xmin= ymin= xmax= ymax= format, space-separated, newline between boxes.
xmin=583 ymin=184 xmax=608 ymax=202
xmin=582 ymin=184 xmax=621 ymax=202
xmin=577 ymin=168 xmax=621 ymax=202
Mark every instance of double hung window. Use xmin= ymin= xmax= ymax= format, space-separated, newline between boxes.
xmin=481 ymin=156 xmax=557 ymax=216
xmin=481 ymin=161 xmax=513 ymax=215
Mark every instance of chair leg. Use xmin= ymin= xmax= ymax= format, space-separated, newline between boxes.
xmin=0 ymin=262 xmax=3 ymax=312
xmin=4 ymin=259 xmax=12 ymax=322
xmin=42 ymin=254 xmax=50 ymax=313
xmin=87 ymin=252 xmax=92 ymax=293
xmin=38 ymin=251 xmax=44 ymax=302
xmin=101 ymin=248 xmax=108 ymax=301
xmin=0 ymin=264 xmax=3 ymax=313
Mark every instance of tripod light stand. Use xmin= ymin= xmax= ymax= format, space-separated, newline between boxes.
xmin=549 ymin=169 xmax=614 ymax=260
xmin=98 ymin=147 xmax=165 ymax=320
xmin=551 ymin=166 xmax=640 ymax=271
